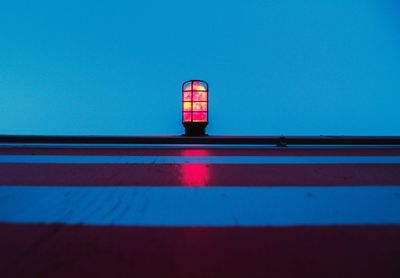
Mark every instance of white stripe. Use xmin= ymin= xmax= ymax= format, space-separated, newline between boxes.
xmin=0 ymin=155 xmax=400 ymax=164
xmin=0 ymin=185 xmax=399 ymax=226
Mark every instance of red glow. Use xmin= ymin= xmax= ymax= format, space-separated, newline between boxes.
xmin=182 ymin=81 xmax=208 ymax=123
xmin=183 ymin=112 xmax=192 ymax=122
xmin=192 ymin=112 xmax=207 ymax=122
xmin=179 ymin=149 xmax=210 ymax=186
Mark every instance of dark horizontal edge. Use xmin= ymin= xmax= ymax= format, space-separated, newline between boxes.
xmin=1 ymin=135 xmax=400 ymax=146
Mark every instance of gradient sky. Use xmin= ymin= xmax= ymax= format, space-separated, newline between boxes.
xmin=1 ymin=0 xmax=399 ymax=136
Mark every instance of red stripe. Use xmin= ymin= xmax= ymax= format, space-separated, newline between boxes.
xmin=1 ymin=147 xmax=400 ymax=156
xmin=1 ymin=223 xmax=399 ymax=278
xmin=1 ymin=163 xmax=399 ymax=186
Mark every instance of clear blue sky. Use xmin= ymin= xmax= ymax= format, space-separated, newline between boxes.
xmin=1 ymin=0 xmax=399 ymax=136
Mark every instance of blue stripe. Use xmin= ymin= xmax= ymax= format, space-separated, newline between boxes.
xmin=1 ymin=155 xmax=400 ymax=164
xmin=1 ymin=185 xmax=399 ymax=226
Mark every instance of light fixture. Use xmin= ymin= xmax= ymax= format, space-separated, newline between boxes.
xmin=182 ymin=80 xmax=208 ymax=136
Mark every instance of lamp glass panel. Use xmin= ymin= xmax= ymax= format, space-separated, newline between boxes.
xmin=183 ymin=112 xmax=192 ymax=122
xmin=183 ymin=102 xmax=192 ymax=111
xmin=192 ymin=112 xmax=207 ymax=122
xmin=183 ymin=91 xmax=191 ymax=101
xmin=192 ymin=102 xmax=207 ymax=112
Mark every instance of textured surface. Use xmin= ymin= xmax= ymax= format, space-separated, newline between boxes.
xmin=1 ymin=145 xmax=400 ymax=277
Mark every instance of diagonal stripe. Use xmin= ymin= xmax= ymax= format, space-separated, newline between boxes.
xmin=1 ymin=155 xmax=400 ymax=164
xmin=1 ymin=185 xmax=399 ymax=226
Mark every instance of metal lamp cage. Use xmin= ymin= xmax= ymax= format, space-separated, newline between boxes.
xmin=182 ymin=80 xmax=209 ymax=124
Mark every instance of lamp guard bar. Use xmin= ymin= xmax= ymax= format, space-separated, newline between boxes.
xmin=1 ymin=135 xmax=400 ymax=146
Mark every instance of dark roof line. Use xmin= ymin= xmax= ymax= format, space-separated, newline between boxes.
xmin=1 ymin=135 xmax=400 ymax=146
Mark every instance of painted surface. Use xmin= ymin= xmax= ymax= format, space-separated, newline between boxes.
xmin=1 ymin=185 xmax=400 ymax=226
xmin=0 ymin=145 xmax=400 ymax=277
xmin=2 ymin=154 xmax=400 ymax=164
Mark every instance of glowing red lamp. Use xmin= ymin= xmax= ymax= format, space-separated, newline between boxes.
xmin=182 ymin=80 xmax=208 ymax=136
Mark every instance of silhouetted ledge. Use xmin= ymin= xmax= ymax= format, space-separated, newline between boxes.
xmin=1 ymin=135 xmax=400 ymax=146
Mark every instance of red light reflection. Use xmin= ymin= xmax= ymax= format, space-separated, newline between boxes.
xmin=179 ymin=149 xmax=210 ymax=187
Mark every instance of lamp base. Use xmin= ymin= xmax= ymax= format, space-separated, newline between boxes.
xmin=183 ymin=122 xmax=208 ymax=136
